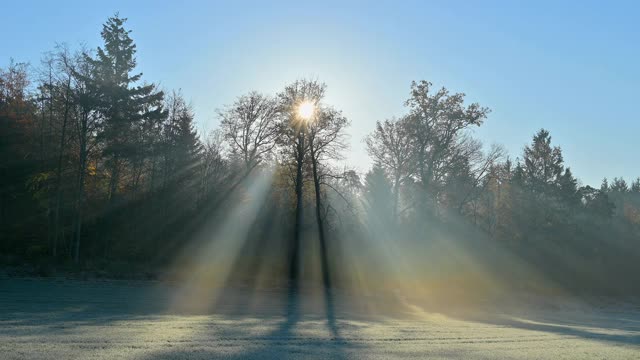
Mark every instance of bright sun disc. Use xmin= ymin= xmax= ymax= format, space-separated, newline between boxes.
xmin=297 ymin=101 xmax=315 ymax=120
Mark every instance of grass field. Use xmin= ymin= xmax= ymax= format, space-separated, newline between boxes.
xmin=1 ymin=278 xmax=639 ymax=359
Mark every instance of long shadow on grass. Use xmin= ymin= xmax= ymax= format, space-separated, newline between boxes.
xmin=425 ymin=300 xmax=640 ymax=347
xmin=138 ymin=277 xmax=353 ymax=359
xmin=483 ymin=313 xmax=640 ymax=346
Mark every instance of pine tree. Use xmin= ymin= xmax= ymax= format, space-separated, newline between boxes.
xmin=162 ymin=91 xmax=201 ymax=203
xmin=631 ymin=178 xmax=640 ymax=193
xmin=522 ymin=129 xmax=564 ymax=195
xmin=610 ymin=177 xmax=629 ymax=193
xmin=557 ymin=168 xmax=579 ymax=206
xmin=85 ymin=14 xmax=165 ymax=201
xmin=600 ymin=178 xmax=609 ymax=192
xmin=363 ymin=164 xmax=395 ymax=227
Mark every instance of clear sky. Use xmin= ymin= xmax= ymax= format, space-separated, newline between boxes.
xmin=2 ymin=0 xmax=638 ymax=186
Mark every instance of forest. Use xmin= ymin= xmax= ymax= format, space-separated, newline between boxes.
xmin=1 ymin=15 xmax=639 ymax=296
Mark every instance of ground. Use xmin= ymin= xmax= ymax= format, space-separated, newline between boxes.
xmin=1 ymin=278 xmax=639 ymax=359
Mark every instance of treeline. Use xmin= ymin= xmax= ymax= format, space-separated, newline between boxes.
xmin=1 ymin=16 xmax=211 ymax=267
xmin=364 ymin=112 xmax=640 ymax=293
xmin=1 ymin=15 xmax=639 ymax=294
xmin=0 ymin=15 xmax=351 ymax=275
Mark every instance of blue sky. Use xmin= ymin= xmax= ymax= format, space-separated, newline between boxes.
xmin=2 ymin=0 xmax=638 ymax=186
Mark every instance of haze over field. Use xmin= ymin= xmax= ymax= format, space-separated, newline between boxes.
xmin=1 ymin=2 xmax=640 ymax=359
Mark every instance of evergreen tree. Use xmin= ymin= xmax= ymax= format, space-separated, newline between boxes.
xmin=85 ymin=14 xmax=165 ymax=201
xmin=522 ymin=129 xmax=564 ymax=195
xmin=610 ymin=177 xmax=629 ymax=193
xmin=363 ymin=164 xmax=394 ymax=228
xmin=631 ymin=178 xmax=640 ymax=193
xmin=162 ymin=91 xmax=201 ymax=201
xmin=557 ymin=167 xmax=579 ymax=206
xmin=580 ymin=185 xmax=614 ymax=220
xmin=600 ymin=178 xmax=609 ymax=192
xmin=514 ymin=130 xmax=578 ymax=248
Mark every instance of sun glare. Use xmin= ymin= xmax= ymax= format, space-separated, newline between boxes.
xmin=297 ymin=100 xmax=315 ymax=121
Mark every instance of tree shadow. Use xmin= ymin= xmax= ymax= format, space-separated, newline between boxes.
xmin=319 ymin=231 xmax=339 ymax=339
xmin=484 ymin=316 xmax=639 ymax=347
xmin=2 ymin=277 xmax=355 ymax=359
xmin=138 ymin=266 xmax=352 ymax=359
xmin=0 ymin=277 xmax=174 ymax=337
xmin=426 ymin=300 xmax=640 ymax=347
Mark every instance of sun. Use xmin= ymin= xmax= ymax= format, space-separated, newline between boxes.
xmin=297 ymin=100 xmax=315 ymax=121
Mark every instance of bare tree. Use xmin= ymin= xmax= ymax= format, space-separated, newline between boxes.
xmin=447 ymin=137 xmax=505 ymax=215
xmin=51 ymin=47 xmax=75 ymax=258
xmin=404 ymin=80 xmax=490 ymax=212
xmin=308 ymin=103 xmax=349 ymax=290
xmin=365 ymin=116 xmax=413 ymax=221
xmin=219 ymin=91 xmax=280 ymax=174
xmin=308 ymin=106 xmax=349 ymax=231
xmin=200 ymin=129 xmax=228 ymax=201
xmin=277 ymin=79 xmax=325 ymax=285
xmin=69 ymin=49 xmax=101 ymax=263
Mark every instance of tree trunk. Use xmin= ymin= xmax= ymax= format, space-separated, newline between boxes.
xmin=53 ymin=77 xmax=71 ymax=258
xmin=310 ymin=144 xmax=337 ymax=333
xmin=73 ymin=112 xmax=88 ymax=264
xmin=108 ymin=156 xmax=120 ymax=203
xmin=290 ymin=132 xmax=304 ymax=287
xmin=105 ymin=156 xmax=121 ymax=259
xmin=310 ymin=147 xmax=331 ymax=292
xmin=47 ymin=68 xmax=55 ymax=256
xmin=393 ymin=172 xmax=401 ymax=224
